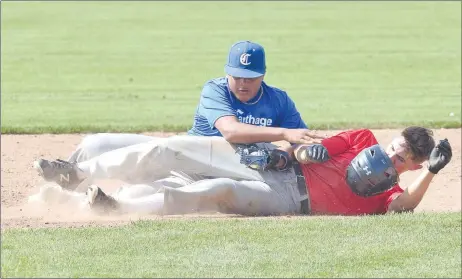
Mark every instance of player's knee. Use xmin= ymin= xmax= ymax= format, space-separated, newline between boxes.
xmin=164 ymin=135 xmax=213 ymax=152
xmin=77 ymin=133 xmax=112 ymax=159
xmin=206 ymin=178 xmax=241 ymax=213
xmin=211 ymin=178 xmax=239 ymax=194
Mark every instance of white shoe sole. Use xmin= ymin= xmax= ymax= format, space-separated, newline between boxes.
xmin=33 ymin=160 xmax=45 ymax=177
xmin=87 ymin=185 xmax=99 ymax=206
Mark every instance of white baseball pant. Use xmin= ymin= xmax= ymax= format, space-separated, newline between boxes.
xmin=72 ymin=135 xmax=305 ymax=215
xmin=67 ymin=133 xmax=197 ymax=192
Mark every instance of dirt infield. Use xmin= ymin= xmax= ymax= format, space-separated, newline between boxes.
xmin=1 ymin=129 xmax=461 ymax=229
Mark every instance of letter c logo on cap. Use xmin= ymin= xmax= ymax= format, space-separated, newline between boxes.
xmin=240 ymin=53 xmax=251 ymax=66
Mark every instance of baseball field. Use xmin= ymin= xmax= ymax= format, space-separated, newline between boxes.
xmin=1 ymin=1 xmax=461 ymax=278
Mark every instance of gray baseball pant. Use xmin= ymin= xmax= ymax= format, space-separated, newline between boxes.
xmin=73 ymin=135 xmax=305 ymax=215
xmin=68 ymin=133 xmax=198 ymax=192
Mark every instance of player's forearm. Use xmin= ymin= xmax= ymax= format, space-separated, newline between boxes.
xmin=389 ymin=170 xmax=435 ymax=212
xmin=220 ymin=122 xmax=286 ymax=143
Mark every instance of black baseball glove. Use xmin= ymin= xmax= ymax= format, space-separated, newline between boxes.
xmin=428 ymin=138 xmax=452 ymax=174
xmin=266 ymin=149 xmax=292 ymax=171
xmin=304 ymin=144 xmax=330 ymax=163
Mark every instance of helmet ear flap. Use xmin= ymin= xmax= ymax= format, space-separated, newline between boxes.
xmin=384 ymin=167 xmax=395 ymax=178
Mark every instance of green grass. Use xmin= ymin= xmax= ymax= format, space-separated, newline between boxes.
xmin=1 ymin=3 xmax=460 ymax=278
xmin=1 ymin=1 xmax=461 ymax=133
xmin=1 ymin=213 xmax=461 ymax=278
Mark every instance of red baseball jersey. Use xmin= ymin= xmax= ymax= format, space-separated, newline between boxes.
xmin=301 ymin=129 xmax=404 ymax=215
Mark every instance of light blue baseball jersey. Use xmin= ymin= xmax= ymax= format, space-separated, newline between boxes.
xmin=188 ymin=77 xmax=308 ymax=137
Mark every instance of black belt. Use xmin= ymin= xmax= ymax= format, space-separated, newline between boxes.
xmin=292 ymin=162 xmax=311 ymax=215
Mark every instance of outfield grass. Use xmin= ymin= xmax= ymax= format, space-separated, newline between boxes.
xmin=1 ymin=213 xmax=461 ymax=278
xmin=1 ymin=1 xmax=461 ymax=133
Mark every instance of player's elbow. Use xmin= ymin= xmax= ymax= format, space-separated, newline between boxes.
xmin=387 ymin=196 xmax=417 ymax=214
xmin=221 ymin=128 xmax=242 ymax=143
xmin=215 ymin=117 xmax=243 ymax=143
xmin=387 ymin=207 xmax=415 ymax=214
xmin=220 ymin=125 xmax=256 ymax=144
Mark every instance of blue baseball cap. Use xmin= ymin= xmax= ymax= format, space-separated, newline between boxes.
xmin=224 ymin=41 xmax=266 ymax=78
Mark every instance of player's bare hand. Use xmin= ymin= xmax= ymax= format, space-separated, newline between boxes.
xmin=283 ymin=129 xmax=327 ymax=144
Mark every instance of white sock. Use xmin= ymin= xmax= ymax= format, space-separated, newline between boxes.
xmin=117 ymin=193 xmax=165 ymax=215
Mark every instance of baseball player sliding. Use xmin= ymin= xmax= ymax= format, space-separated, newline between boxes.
xmin=32 ymin=126 xmax=452 ymax=216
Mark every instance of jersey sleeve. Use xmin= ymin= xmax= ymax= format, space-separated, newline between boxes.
xmin=380 ymin=185 xmax=405 ymax=213
xmin=198 ymin=83 xmax=236 ymax=128
xmin=321 ymin=129 xmax=376 ymax=156
xmin=321 ymin=134 xmax=350 ymax=156
xmin=280 ymin=95 xmax=308 ymax=129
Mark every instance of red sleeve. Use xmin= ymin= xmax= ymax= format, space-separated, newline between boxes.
xmin=321 ymin=129 xmax=376 ymax=156
xmin=381 ymin=185 xmax=405 ymax=213
xmin=320 ymin=133 xmax=349 ymax=156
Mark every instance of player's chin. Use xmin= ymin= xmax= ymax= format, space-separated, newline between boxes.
xmin=393 ymin=164 xmax=405 ymax=174
xmin=235 ymin=91 xmax=252 ymax=101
